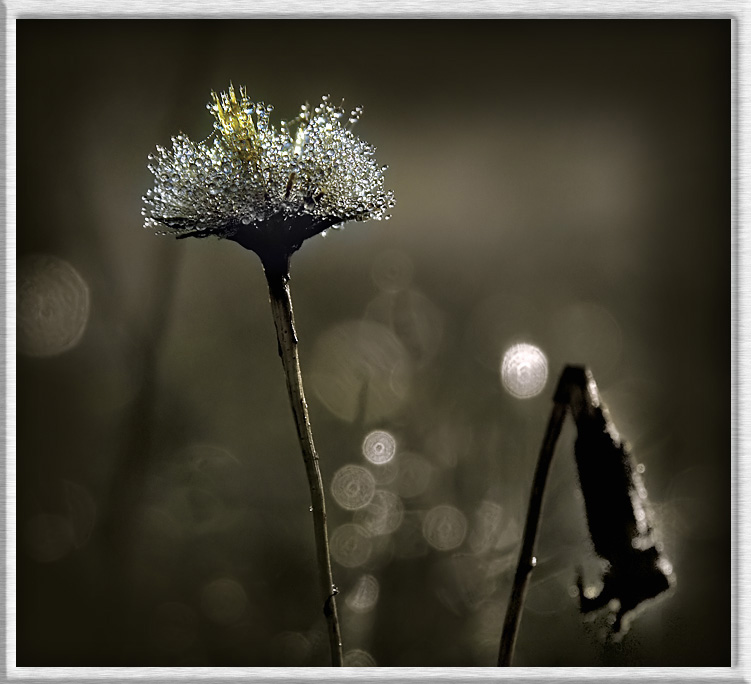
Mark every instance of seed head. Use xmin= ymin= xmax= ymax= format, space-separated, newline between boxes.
xmin=142 ymin=84 xmax=395 ymax=258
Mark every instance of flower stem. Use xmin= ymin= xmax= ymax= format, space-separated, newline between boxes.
xmin=262 ymin=252 xmax=343 ymax=667
xmin=497 ymin=394 xmax=568 ymax=666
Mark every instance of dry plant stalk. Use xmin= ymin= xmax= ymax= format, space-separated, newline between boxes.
xmin=498 ymin=366 xmax=675 ymax=666
xmin=143 ymin=84 xmax=395 ymax=666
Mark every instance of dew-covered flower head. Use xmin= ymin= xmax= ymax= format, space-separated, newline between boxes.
xmin=143 ymin=84 xmax=395 ymax=258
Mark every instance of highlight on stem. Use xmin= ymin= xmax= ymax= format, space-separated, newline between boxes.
xmin=498 ymin=365 xmax=675 ymax=666
xmin=142 ymin=83 xmax=395 ymax=666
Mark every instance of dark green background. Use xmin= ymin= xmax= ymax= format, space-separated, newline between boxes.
xmin=17 ymin=20 xmax=730 ymax=666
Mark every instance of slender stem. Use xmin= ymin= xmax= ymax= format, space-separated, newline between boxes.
xmin=262 ymin=253 xmax=343 ymax=667
xmin=497 ymin=399 xmax=568 ymax=666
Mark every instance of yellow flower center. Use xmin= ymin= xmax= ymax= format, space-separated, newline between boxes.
xmin=212 ymin=84 xmax=258 ymax=162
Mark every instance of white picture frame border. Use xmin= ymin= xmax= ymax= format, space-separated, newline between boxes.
xmin=4 ymin=2 xmax=747 ymax=682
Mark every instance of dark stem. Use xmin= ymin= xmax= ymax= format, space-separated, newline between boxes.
xmin=262 ymin=252 xmax=343 ymax=667
xmin=497 ymin=397 xmax=568 ymax=666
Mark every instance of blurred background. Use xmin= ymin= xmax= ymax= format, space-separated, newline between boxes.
xmin=16 ymin=20 xmax=730 ymax=666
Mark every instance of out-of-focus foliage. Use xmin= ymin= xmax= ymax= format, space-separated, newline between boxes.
xmin=16 ymin=20 xmax=730 ymax=666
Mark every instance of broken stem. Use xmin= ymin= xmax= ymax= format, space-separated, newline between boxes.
xmin=497 ymin=397 xmax=568 ymax=666
xmin=263 ymin=252 xmax=343 ymax=667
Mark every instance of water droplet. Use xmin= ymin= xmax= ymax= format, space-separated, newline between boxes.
xmin=531 ymin=556 xmax=537 ymax=567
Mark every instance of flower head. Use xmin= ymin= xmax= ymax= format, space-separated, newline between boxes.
xmin=142 ymin=84 xmax=395 ymax=259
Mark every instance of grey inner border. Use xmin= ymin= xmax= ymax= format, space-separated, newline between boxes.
xmin=3 ymin=2 xmax=748 ymax=683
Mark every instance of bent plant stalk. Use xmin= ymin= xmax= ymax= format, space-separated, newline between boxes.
xmin=497 ymin=366 xmax=674 ymax=666
xmin=262 ymin=252 xmax=343 ymax=667
xmin=497 ymin=399 xmax=567 ymax=666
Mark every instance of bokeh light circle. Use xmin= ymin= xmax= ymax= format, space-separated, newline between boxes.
xmin=345 ymin=574 xmax=380 ymax=613
xmin=200 ymin=577 xmax=247 ymax=625
xmin=369 ymin=458 xmax=399 ymax=485
xmin=343 ymin=648 xmax=377 ymax=666
xmin=500 ymin=343 xmax=548 ymax=399
xmin=330 ymin=524 xmax=372 ymax=568
xmin=309 ymin=321 xmax=412 ymax=423
xmin=274 ymin=631 xmax=312 ymax=665
xmin=331 ymin=465 xmax=376 ymax=510
xmin=422 ymin=505 xmax=468 ymax=551
xmin=393 ymin=511 xmax=430 ymax=559
xmin=362 ymin=430 xmax=397 ymax=465
xmin=353 ymin=490 xmax=404 ymax=536
xmin=18 ymin=254 xmax=90 ymax=357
